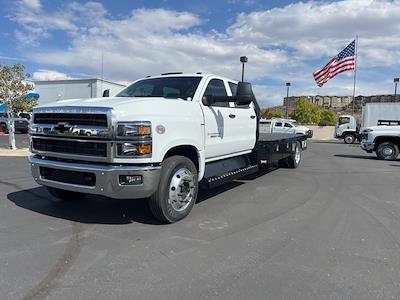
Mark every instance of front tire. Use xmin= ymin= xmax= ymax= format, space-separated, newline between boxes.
xmin=376 ymin=142 xmax=399 ymax=161
xmin=343 ymin=133 xmax=355 ymax=144
xmin=149 ymin=156 xmax=198 ymax=223
xmin=46 ymin=187 xmax=86 ymax=203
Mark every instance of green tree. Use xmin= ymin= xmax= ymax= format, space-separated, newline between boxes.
xmin=261 ymin=108 xmax=283 ymax=119
xmin=319 ymin=108 xmax=337 ymax=126
xmin=289 ymin=96 xmax=321 ymax=124
xmin=0 ymin=64 xmax=34 ymax=149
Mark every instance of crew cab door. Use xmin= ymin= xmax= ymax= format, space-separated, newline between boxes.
xmin=227 ymin=81 xmax=257 ymax=151
xmin=201 ymin=78 xmax=255 ymax=160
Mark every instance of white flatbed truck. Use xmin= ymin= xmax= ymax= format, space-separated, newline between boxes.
xmin=29 ymin=73 xmax=307 ymax=223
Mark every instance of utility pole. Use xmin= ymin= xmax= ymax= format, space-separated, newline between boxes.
xmin=285 ymin=82 xmax=291 ymax=118
xmin=240 ymin=56 xmax=248 ymax=82
xmin=394 ymin=78 xmax=399 ymax=99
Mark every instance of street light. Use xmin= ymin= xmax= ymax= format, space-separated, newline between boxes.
xmin=394 ymin=78 xmax=399 ymax=98
xmin=285 ymin=82 xmax=291 ymax=118
xmin=240 ymin=56 xmax=248 ymax=82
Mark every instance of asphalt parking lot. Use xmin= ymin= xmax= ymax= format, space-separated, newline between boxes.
xmin=1 ymin=139 xmax=400 ymax=300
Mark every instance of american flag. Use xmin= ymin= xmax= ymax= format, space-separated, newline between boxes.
xmin=313 ymin=40 xmax=356 ymax=87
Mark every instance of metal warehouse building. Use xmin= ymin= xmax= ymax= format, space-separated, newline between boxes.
xmin=34 ymin=78 xmax=126 ymax=106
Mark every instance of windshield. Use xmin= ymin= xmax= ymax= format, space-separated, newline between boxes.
xmin=116 ymin=77 xmax=202 ymax=100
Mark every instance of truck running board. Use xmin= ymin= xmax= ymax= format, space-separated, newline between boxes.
xmin=203 ymin=165 xmax=259 ymax=189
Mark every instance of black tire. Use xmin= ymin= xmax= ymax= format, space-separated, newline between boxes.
xmin=0 ymin=123 xmax=8 ymax=133
xmin=287 ymin=142 xmax=301 ymax=168
xmin=343 ymin=133 xmax=355 ymax=144
xmin=149 ymin=155 xmax=198 ymax=223
xmin=376 ymin=142 xmax=399 ymax=161
xmin=46 ymin=187 xmax=86 ymax=203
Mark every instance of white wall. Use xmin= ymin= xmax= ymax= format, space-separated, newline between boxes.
xmin=35 ymin=82 xmax=94 ymax=105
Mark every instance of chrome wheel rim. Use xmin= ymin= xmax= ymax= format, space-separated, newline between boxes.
xmin=345 ymin=135 xmax=354 ymax=143
xmin=168 ymin=168 xmax=195 ymax=212
xmin=294 ymin=146 xmax=301 ymax=164
xmin=382 ymin=146 xmax=394 ymax=157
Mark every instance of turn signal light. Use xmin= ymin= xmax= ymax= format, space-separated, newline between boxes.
xmin=138 ymin=126 xmax=151 ymax=135
xmin=137 ymin=144 xmax=152 ymax=155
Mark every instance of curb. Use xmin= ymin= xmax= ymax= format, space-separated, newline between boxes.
xmin=0 ymin=148 xmax=30 ymax=157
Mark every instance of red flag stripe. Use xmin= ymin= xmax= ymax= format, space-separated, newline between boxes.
xmin=314 ymin=57 xmax=355 ymax=80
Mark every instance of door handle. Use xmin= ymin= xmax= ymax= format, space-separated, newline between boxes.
xmin=250 ymin=115 xmax=256 ymax=119
xmin=229 ymin=114 xmax=236 ymax=119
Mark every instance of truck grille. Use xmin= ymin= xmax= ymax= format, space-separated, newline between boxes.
xmin=32 ymin=138 xmax=107 ymax=157
xmin=33 ymin=113 xmax=108 ymax=127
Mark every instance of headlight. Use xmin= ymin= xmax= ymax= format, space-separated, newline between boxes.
xmin=115 ymin=121 xmax=152 ymax=157
xmin=116 ymin=121 xmax=151 ymax=139
xmin=117 ymin=142 xmax=152 ymax=157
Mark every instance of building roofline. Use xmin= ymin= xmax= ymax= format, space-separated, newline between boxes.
xmin=33 ymin=78 xmax=126 ymax=86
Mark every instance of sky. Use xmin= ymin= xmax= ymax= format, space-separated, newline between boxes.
xmin=1 ymin=0 xmax=400 ymax=108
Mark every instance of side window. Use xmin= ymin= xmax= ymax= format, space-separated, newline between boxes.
xmin=228 ymin=82 xmax=237 ymax=96
xmin=284 ymin=123 xmax=293 ymax=128
xmin=204 ymin=79 xmax=229 ymax=107
xmin=338 ymin=117 xmax=350 ymax=125
xmin=275 ymin=122 xmax=283 ymax=127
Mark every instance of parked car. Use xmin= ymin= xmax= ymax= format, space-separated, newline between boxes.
xmin=0 ymin=112 xmax=30 ymax=133
xmin=19 ymin=112 xmax=32 ymax=120
xmin=260 ymin=118 xmax=313 ymax=138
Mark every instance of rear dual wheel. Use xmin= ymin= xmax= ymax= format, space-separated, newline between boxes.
xmin=278 ymin=142 xmax=301 ymax=169
xmin=149 ymin=156 xmax=198 ymax=223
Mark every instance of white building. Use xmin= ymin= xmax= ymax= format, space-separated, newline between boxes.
xmin=34 ymin=78 xmax=126 ymax=105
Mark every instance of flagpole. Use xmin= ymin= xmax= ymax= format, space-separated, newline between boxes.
xmin=352 ymin=35 xmax=358 ymax=116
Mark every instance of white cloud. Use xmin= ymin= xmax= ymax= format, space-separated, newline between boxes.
xmin=21 ymin=0 xmax=41 ymax=11
xmin=10 ymin=0 xmax=400 ymax=107
xmin=33 ymin=69 xmax=72 ymax=81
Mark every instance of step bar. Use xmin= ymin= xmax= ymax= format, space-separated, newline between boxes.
xmin=202 ymin=165 xmax=259 ymax=189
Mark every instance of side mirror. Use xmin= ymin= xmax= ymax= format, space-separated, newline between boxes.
xmin=103 ymin=89 xmax=110 ymax=97
xmin=236 ymin=82 xmax=254 ymax=106
xmin=202 ymin=95 xmax=215 ymax=106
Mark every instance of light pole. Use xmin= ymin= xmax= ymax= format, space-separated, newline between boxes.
xmin=240 ymin=56 xmax=248 ymax=82
xmin=285 ymin=82 xmax=291 ymax=118
xmin=394 ymin=78 xmax=399 ymax=99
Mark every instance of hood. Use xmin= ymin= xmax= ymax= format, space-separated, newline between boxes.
xmin=363 ymin=125 xmax=400 ymax=132
xmin=36 ymin=96 xmax=198 ymax=121
xmin=296 ymin=125 xmax=310 ymax=131
xmin=39 ymin=96 xmax=167 ymax=109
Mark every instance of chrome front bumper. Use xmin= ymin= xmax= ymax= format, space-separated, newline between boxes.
xmin=360 ymin=141 xmax=374 ymax=153
xmin=29 ymin=156 xmax=161 ymax=199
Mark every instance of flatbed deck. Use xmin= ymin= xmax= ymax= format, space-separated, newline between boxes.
xmin=255 ymin=132 xmax=308 ymax=164
xmin=257 ymin=132 xmax=306 ymax=142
